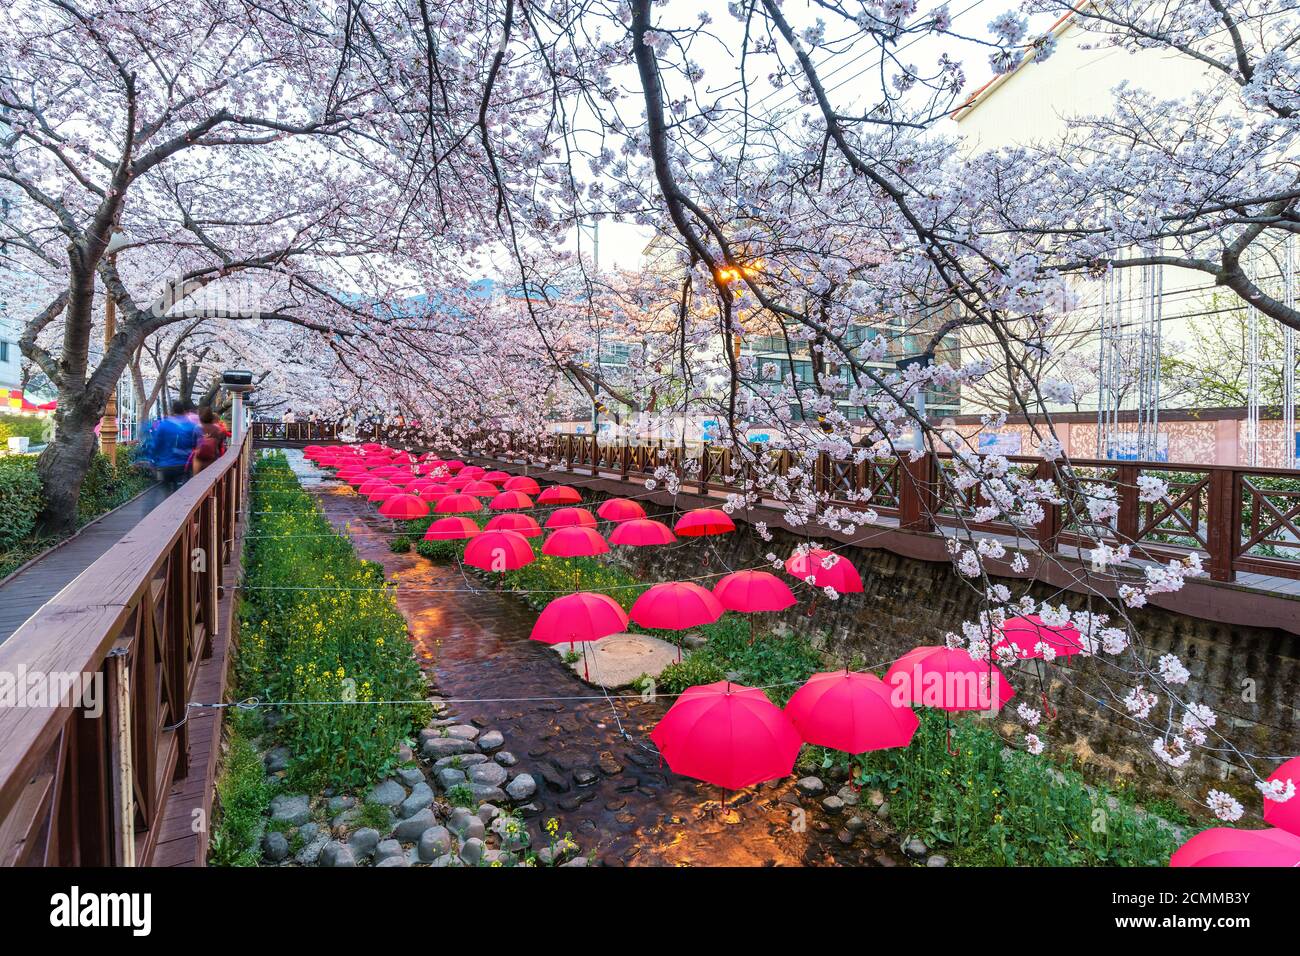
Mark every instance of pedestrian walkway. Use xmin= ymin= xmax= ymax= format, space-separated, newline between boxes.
xmin=0 ymin=484 xmax=171 ymax=646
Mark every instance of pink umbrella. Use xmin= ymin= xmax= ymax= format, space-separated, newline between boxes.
xmin=785 ymin=671 xmax=919 ymax=754
xmin=464 ymin=530 xmax=536 ymax=572
xmin=485 ymin=513 xmax=543 ymax=538
xmin=993 ymin=615 xmax=1086 ymax=660
xmin=651 ymin=681 xmax=803 ymax=792
xmin=1170 ymin=827 xmax=1300 ymax=867
xmin=530 ymin=591 xmax=629 ymax=679
xmin=503 ymin=475 xmax=541 ymax=495
xmin=459 ymin=465 xmax=486 ymax=479
xmin=538 ymin=485 xmax=582 ymax=505
xmin=357 ymin=477 xmax=391 ymax=496
xmin=489 ymin=490 xmax=534 ymax=511
xmin=713 ymin=571 xmax=797 ymax=612
xmin=367 ymin=485 xmax=400 ymax=503
xmin=609 ymin=518 xmax=677 ymax=547
xmin=631 ymin=582 xmax=724 ymax=661
xmin=442 ymin=459 xmax=465 ymax=472
xmin=545 ymin=507 xmax=597 ymax=529
xmin=378 ymin=493 xmax=430 ymax=520
xmin=885 ymin=645 xmax=1014 ymax=755
xmin=424 ymin=516 xmax=480 ymax=541
xmin=784 ymin=549 xmax=863 ymax=593
xmin=462 ymin=480 xmax=499 ymax=497
xmin=434 ymin=493 xmax=484 ymax=514
xmin=674 ymin=508 xmax=736 ymax=537
xmin=542 ymin=526 xmax=609 ymax=558
xmin=597 ymin=498 xmax=646 ymax=522
xmin=482 ymin=470 xmax=512 ymax=484
xmin=1263 ymin=757 xmax=1300 ymax=836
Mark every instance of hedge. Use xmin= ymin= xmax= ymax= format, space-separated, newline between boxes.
xmin=0 ymin=456 xmax=42 ymax=550
xmin=0 ymin=413 xmax=51 ymax=445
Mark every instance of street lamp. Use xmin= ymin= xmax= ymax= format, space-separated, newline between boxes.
xmin=221 ymin=369 xmax=256 ymax=444
xmin=99 ymin=230 xmax=130 ymax=466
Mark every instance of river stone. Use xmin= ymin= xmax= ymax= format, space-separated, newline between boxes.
xmin=495 ymin=751 xmax=518 ymax=767
xmin=399 ymin=783 xmax=435 ymax=818
xmin=270 ymin=794 xmax=311 ymax=826
xmin=477 ymin=804 xmax=502 ymax=824
xmin=822 ymin=796 xmax=845 ymax=814
xmin=902 ymin=835 xmax=928 ymax=859
xmin=535 ymin=764 xmax=570 ymax=793
xmin=375 ymin=854 xmax=409 ymax=867
xmin=264 ymin=747 xmax=290 ymax=774
xmin=262 ymin=831 xmax=289 ymax=862
xmin=418 ymin=826 xmax=452 ymax=861
xmin=434 ymin=753 xmax=489 ymax=769
xmin=320 ymin=841 xmax=356 ymax=868
xmin=429 ymin=853 xmax=456 ymax=868
xmin=927 ymin=855 xmax=949 ymax=867
xmin=517 ymin=803 xmax=543 ymax=818
xmin=295 ymin=832 xmax=331 ymax=865
xmin=573 ymin=768 xmax=599 ymax=788
xmin=445 ymin=724 xmax=479 ymax=741
xmin=367 ymin=779 xmax=406 ymax=807
xmin=796 ymin=777 xmax=825 ymax=797
xmin=469 ymin=784 xmax=507 ymax=804
xmin=397 ymin=767 xmax=425 ymax=788
xmin=460 ymin=837 xmax=485 ymax=866
xmin=422 ymin=737 xmax=476 ymax=759
xmin=393 ymin=808 xmax=437 ymax=842
xmin=468 ymin=762 xmax=508 ymax=788
xmin=326 ymin=795 xmax=356 ymax=814
xmin=347 ymin=827 xmax=381 ymax=860
xmin=373 ymin=839 xmax=404 ymax=863
xmin=506 ymin=773 xmax=537 ymax=802
xmin=436 ymin=768 xmax=467 ymax=790
xmin=478 ymin=730 xmax=505 ymax=752
xmin=560 ymin=856 xmax=588 ymax=867
xmin=448 ymin=807 xmax=486 ymax=842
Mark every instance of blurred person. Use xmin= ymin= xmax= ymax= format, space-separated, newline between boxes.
xmin=192 ymin=406 xmax=230 ymax=473
xmin=153 ymin=400 xmax=201 ymax=490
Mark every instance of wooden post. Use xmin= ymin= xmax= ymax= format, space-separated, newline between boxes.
xmin=1205 ymin=468 xmax=1238 ymax=582
xmin=1034 ymin=460 xmax=1062 ymax=554
xmin=1115 ymin=464 xmax=1139 ymax=544
xmin=898 ymin=454 xmax=937 ymax=532
xmin=99 ymin=257 xmax=119 ymax=466
xmin=105 ymin=645 xmax=135 ymax=867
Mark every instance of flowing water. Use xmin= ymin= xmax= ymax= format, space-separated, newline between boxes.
xmin=293 ymin=455 xmax=901 ymax=866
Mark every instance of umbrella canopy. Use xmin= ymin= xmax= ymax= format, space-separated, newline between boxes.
xmin=485 ymin=513 xmax=543 ymax=538
xmin=464 ymin=530 xmax=536 ymax=572
xmin=537 ymin=485 xmax=582 ymax=505
xmin=542 ymin=526 xmax=609 ymax=558
xmin=993 ymin=614 xmax=1086 ymax=660
xmin=445 ymin=475 xmax=474 ymax=491
xmin=378 ymin=493 xmax=430 ymax=520
xmin=785 ymin=671 xmax=919 ymax=754
xmin=406 ymin=478 xmax=446 ymax=498
xmin=631 ymin=582 xmax=724 ymax=631
xmin=424 ymin=516 xmax=480 ymax=541
xmin=357 ymin=477 xmax=391 ymax=495
xmin=442 ymin=459 xmax=465 ymax=472
xmin=529 ymin=592 xmax=628 ymax=644
xmin=482 ymin=470 xmax=512 ymax=484
xmin=650 ymin=681 xmax=802 ymax=790
xmin=674 ymin=508 xmax=736 ymax=537
xmin=489 ymin=490 xmax=534 ymax=511
xmin=434 ymin=493 xmax=484 ymax=514
xmin=884 ymin=646 xmax=1015 ymax=712
xmin=545 ymin=507 xmax=597 ymax=529
xmin=459 ymin=465 xmax=486 ymax=479
xmin=609 ymin=518 xmax=677 ymax=547
xmin=1170 ymin=827 xmax=1300 ymax=867
xmin=1263 ymin=757 xmax=1300 ymax=835
xmin=785 ymin=549 xmax=864 ymax=593
xmin=713 ymin=570 xmax=797 ymax=613
xmin=367 ymin=485 xmax=401 ymax=503
xmin=462 ymin=480 xmax=500 ymax=497
xmin=597 ymin=498 xmax=646 ymax=522
xmin=503 ymin=475 xmax=541 ymax=495
xmin=374 ymin=465 xmax=408 ymax=478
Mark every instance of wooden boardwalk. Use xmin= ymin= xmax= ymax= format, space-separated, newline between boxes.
xmin=0 ymin=484 xmax=171 ymax=646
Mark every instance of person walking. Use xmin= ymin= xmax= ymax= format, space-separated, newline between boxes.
xmin=153 ymin=400 xmax=202 ymax=490
xmin=192 ymin=407 xmax=229 ymax=473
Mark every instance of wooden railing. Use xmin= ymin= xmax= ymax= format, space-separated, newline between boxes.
xmin=0 ymin=431 xmax=250 ymax=866
xmin=248 ymin=421 xmax=1300 ymax=584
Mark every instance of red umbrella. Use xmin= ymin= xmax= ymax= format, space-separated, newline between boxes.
xmin=885 ymin=646 xmax=1014 ymax=713
xmin=442 ymin=459 xmax=466 ymax=472
xmin=1170 ymin=827 xmax=1300 ymax=867
xmin=650 ymin=681 xmax=803 ymax=791
xmin=542 ymin=526 xmax=609 ymax=558
xmin=503 ymin=475 xmax=541 ymax=495
xmin=674 ymin=508 xmax=735 ymax=537
xmin=631 ymin=582 xmax=724 ymax=659
xmin=538 ymin=485 xmax=582 ymax=504
xmin=597 ymin=498 xmax=646 ymax=522
xmin=784 ymin=549 xmax=863 ymax=593
xmin=1263 ymin=757 xmax=1300 ymax=835
xmin=460 ymin=465 xmax=487 ymax=479
xmin=424 ymin=516 xmax=480 ymax=541
xmin=367 ymin=485 xmax=401 ymax=503
xmin=406 ymin=478 xmax=445 ymax=498
xmin=530 ymin=592 xmax=628 ymax=644
xmin=609 ymin=518 xmax=676 ymax=547
xmin=784 ymin=671 xmax=919 ymax=754
xmin=485 ymin=513 xmax=543 ymax=538
xmin=489 ymin=490 xmax=534 ymax=511
xmin=462 ymin=480 xmax=499 ymax=497
xmin=464 ymin=530 xmax=536 ymax=572
xmin=483 ymin=470 xmax=512 ymax=484
xmin=445 ymin=475 xmax=474 ymax=491
xmin=374 ymin=465 xmax=408 ymax=478
xmin=713 ymin=571 xmax=796 ymax=612
xmin=357 ymin=477 xmax=391 ymax=496
xmin=378 ymin=493 xmax=430 ymax=520
xmin=434 ymin=494 xmax=484 ymax=514
xmin=545 ymin=507 xmax=597 ymax=529
xmin=993 ymin=615 xmax=1085 ymax=660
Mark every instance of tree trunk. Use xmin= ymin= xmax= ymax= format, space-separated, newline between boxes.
xmin=35 ymin=401 xmax=100 ymax=537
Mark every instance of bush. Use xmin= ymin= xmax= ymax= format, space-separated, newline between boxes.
xmin=0 ymin=455 xmax=42 ymax=550
xmin=79 ymin=447 xmax=151 ymax=521
xmin=238 ymin=453 xmax=431 ymax=791
xmin=208 ymin=713 xmax=274 ymax=867
xmin=0 ymin=413 xmax=51 ymax=445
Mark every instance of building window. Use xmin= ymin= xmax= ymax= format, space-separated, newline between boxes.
xmin=0 ymin=340 xmax=8 ymax=363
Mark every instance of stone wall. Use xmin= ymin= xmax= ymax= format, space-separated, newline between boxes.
xmin=615 ymin=499 xmax=1300 ymax=805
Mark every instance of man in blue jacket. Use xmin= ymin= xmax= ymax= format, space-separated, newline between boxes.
xmin=152 ymin=400 xmax=202 ymax=489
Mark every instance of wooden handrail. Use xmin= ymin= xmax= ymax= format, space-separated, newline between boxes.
xmin=0 ymin=431 xmax=250 ymax=866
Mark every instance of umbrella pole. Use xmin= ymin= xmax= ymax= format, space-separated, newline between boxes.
xmin=582 ymin=642 xmax=590 ymax=682
xmin=1036 ymin=659 xmax=1057 ymax=720
xmin=944 ymin=713 xmax=961 ymax=757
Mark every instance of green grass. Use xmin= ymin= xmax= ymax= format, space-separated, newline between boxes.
xmin=208 ymin=714 xmax=274 ymax=867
